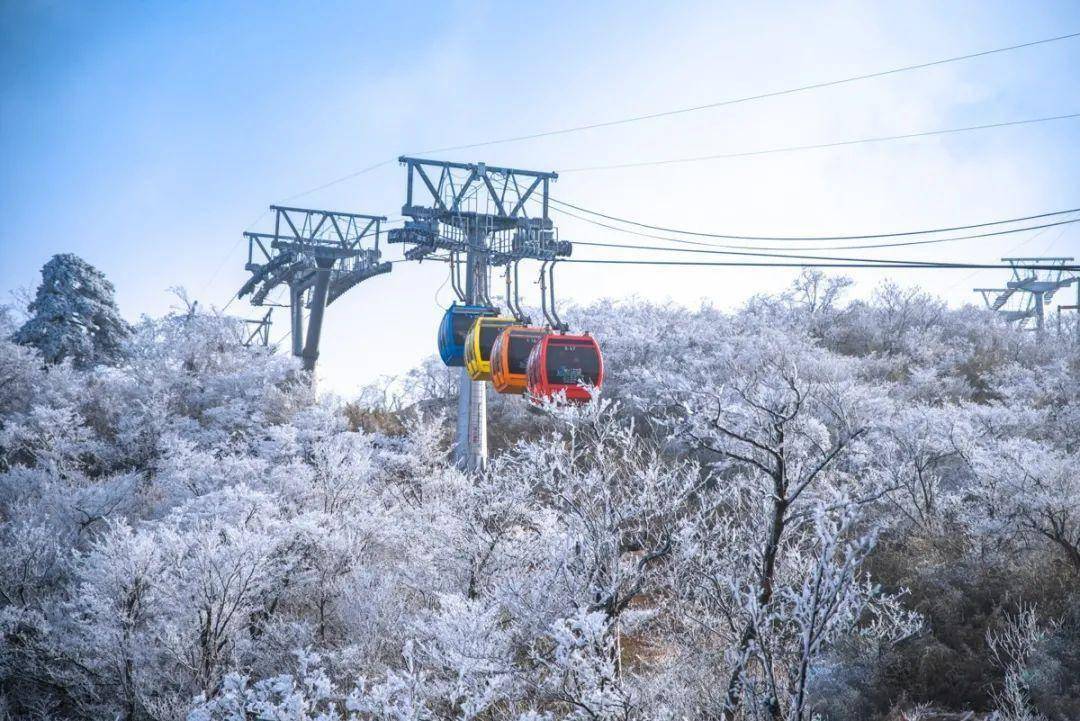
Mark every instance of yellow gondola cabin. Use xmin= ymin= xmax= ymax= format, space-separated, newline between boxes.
xmin=464 ymin=316 xmax=514 ymax=381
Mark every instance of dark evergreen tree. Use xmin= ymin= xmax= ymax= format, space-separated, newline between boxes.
xmin=14 ymin=254 xmax=131 ymax=367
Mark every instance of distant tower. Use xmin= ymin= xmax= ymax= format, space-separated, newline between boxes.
xmin=241 ymin=308 xmax=273 ymax=348
xmin=975 ymin=257 xmax=1078 ymax=332
xmin=238 ymin=205 xmax=391 ymax=374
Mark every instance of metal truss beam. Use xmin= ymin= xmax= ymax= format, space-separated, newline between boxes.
xmin=397 ymin=156 xmax=555 ymax=225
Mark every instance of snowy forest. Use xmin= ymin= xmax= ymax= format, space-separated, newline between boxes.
xmin=1 ymin=254 xmax=1078 ymax=721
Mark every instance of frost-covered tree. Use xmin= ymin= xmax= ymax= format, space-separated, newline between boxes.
xmin=665 ymin=326 xmax=919 ymax=720
xmin=986 ymin=605 xmax=1057 ymax=721
xmin=14 ymin=254 xmax=131 ymax=367
xmin=3 ymin=266 xmax=1080 ymax=721
xmin=970 ymin=439 xmax=1080 ymax=572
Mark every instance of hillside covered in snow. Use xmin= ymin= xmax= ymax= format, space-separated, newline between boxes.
xmin=1 ymin=259 xmax=1078 ymax=721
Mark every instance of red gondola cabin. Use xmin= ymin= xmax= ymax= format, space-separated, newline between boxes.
xmin=525 ymin=333 xmax=604 ymax=402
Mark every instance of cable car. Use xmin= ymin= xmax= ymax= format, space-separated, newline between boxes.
xmin=464 ymin=316 xmax=515 ymax=381
xmin=437 ymin=304 xmax=498 ymax=367
xmin=490 ymin=326 xmax=547 ymax=394
xmin=526 ymin=333 xmax=604 ymax=402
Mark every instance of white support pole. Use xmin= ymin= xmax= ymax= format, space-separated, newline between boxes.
xmin=301 ymin=258 xmax=335 ymax=373
xmin=454 ymin=226 xmax=489 ymax=472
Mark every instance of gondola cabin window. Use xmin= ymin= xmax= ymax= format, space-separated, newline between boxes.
xmin=545 ymin=340 xmax=601 ymax=385
xmin=491 ymin=327 xmax=547 ymax=395
xmin=508 ymin=333 xmax=542 ymax=374
xmin=451 ymin=312 xmax=476 ymax=346
xmin=478 ymin=322 xmax=505 ymax=361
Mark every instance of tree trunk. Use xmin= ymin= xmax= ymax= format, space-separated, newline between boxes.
xmin=720 ymin=489 xmax=788 ymax=720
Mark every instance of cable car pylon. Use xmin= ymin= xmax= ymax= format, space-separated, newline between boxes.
xmin=975 ymin=256 xmax=1078 ymax=331
xmin=388 ymin=157 xmax=570 ymax=472
xmin=237 ymin=205 xmax=391 ymax=377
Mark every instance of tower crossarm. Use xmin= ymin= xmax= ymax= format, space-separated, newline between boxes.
xmin=240 ymin=206 xmax=390 ymax=301
xmin=1004 ymin=256 xmax=1075 ymax=284
xmin=390 ymin=157 xmax=571 ymax=265
xmin=398 ymin=156 xmax=557 ymax=225
xmin=1007 ymin=279 xmax=1069 ymax=292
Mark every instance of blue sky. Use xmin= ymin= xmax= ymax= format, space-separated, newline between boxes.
xmin=2 ymin=1 xmax=1078 ymax=394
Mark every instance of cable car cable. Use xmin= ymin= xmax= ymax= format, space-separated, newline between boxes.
xmin=421 ymin=224 xmax=1080 ymax=272
xmin=547 ymin=196 xmax=1080 ymax=242
xmin=549 ymin=203 xmax=1080 ymax=252
xmin=947 ymin=223 xmax=1068 ymax=291
xmin=565 ymin=216 xmax=1080 ymax=258
xmin=548 ymin=203 xmax=1080 ymax=254
xmin=568 ymin=232 xmax=1080 ymax=266
xmin=256 ymin=31 xmax=1080 ymax=204
xmin=531 ymin=192 xmax=1080 ymax=254
xmin=548 ymin=205 xmax=1080 ymax=255
xmin=415 ymin=32 xmax=1080 ymax=155
xmin=562 ymin=258 xmax=1080 ymax=271
xmin=558 ymin=112 xmax=1080 ymax=172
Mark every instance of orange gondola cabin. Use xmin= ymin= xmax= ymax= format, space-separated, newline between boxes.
xmin=490 ymin=326 xmax=546 ymax=394
xmin=526 ymin=333 xmax=604 ymax=402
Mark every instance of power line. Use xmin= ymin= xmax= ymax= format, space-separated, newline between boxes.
xmin=559 ymin=112 xmax=1080 ymax=172
xmin=549 ymin=197 xmax=1080 ymax=242
xmin=418 ymin=32 xmax=1080 ymax=155
xmin=250 ymin=108 xmax=1078 ymax=229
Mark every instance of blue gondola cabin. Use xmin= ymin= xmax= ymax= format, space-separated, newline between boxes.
xmin=437 ymin=304 xmax=498 ymax=367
